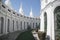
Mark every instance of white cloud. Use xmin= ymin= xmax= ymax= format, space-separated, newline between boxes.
xmin=19 ymin=3 xmax=24 ymax=15
xmin=29 ymin=8 xmax=33 ymax=17
xmin=5 ymin=0 xmax=12 ymax=9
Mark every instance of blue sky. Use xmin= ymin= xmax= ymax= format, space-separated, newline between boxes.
xmin=3 ymin=0 xmax=40 ymax=17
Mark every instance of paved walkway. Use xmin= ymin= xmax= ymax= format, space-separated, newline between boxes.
xmin=0 ymin=31 xmax=24 ymax=40
xmin=0 ymin=30 xmax=40 ymax=40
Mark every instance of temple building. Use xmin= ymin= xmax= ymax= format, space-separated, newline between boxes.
xmin=0 ymin=0 xmax=40 ymax=36
xmin=40 ymin=0 xmax=60 ymax=40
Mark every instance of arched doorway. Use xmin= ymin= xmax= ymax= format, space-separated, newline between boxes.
xmin=13 ymin=20 xmax=14 ymax=31
xmin=16 ymin=21 xmax=18 ymax=30
xmin=33 ymin=23 xmax=34 ymax=28
xmin=1 ymin=17 xmax=4 ymax=34
xmin=44 ymin=12 xmax=47 ymax=32
xmin=20 ymin=21 xmax=22 ymax=30
xmin=7 ymin=19 xmax=10 ymax=32
xmin=24 ymin=22 xmax=25 ymax=29
xmin=54 ymin=6 xmax=60 ymax=40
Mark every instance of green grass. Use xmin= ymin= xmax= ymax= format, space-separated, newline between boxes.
xmin=16 ymin=30 xmax=35 ymax=40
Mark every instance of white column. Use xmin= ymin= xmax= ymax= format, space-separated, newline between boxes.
xmin=40 ymin=12 xmax=44 ymax=32
xmin=5 ymin=18 xmax=8 ymax=34
xmin=22 ymin=21 xmax=24 ymax=30
xmin=51 ymin=10 xmax=55 ymax=40
xmin=47 ymin=13 xmax=52 ymax=40
xmin=46 ymin=7 xmax=53 ymax=40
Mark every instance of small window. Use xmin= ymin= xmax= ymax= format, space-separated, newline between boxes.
xmin=30 ymin=17 xmax=32 ymax=19
xmin=8 ymin=9 xmax=11 ymax=12
xmin=36 ymin=18 xmax=37 ymax=20
xmin=13 ymin=12 xmax=15 ymax=14
xmin=30 ymin=17 xmax=31 ymax=19
xmin=33 ymin=18 xmax=34 ymax=20
xmin=27 ymin=17 xmax=29 ymax=19
xmin=2 ymin=5 xmax=5 ymax=8
xmin=24 ymin=16 xmax=25 ymax=18
xmin=17 ymin=14 xmax=19 ymax=16
xmin=21 ymin=15 xmax=22 ymax=17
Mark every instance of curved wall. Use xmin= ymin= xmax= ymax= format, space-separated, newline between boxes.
xmin=0 ymin=2 xmax=40 ymax=35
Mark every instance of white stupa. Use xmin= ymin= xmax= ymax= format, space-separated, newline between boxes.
xmin=5 ymin=0 xmax=12 ymax=9
xmin=29 ymin=8 xmax=33 ymax=17
xmin=19 ymin=3 xmax=24 ymax=15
